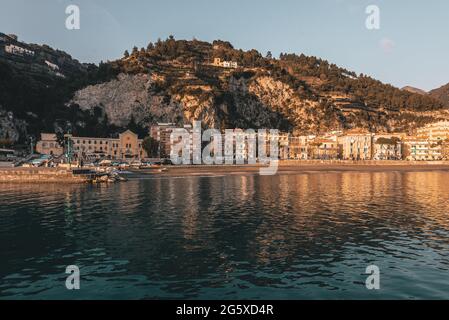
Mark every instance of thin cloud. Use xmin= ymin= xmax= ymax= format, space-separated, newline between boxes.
xmin=379 ymin=38 xmax=395 ymax=54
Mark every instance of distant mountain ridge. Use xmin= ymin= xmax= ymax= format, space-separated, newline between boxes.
xmin=402 ymin=86 xmax=427 ymax=95
xmin=429 ymin=83 xmax=449 ymax=107
xmin=1 ymin=33 xmax=449 ymax=144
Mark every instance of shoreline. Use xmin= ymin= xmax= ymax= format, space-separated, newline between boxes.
xmin=1 ymin=162 xmax=449 ymax=183
xmin=133 ymin=161 xmax=449 ymax=178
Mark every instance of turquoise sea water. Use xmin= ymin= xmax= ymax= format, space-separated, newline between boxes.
xmin=0 ymin=171 xmax=448 ymax=299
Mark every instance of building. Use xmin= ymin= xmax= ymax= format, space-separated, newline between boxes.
xmin=5 ymin=44 xmax=34 ymax=56
xmin=442 ymin=141 xmax=449 ymax=160
xmin=36 ymin=130 xmax=147 ymax=160
xmin=150 ymin=123 xmax=178 ymax=158
xmin=288 ymin=136 xmax=311 ymax=160
xmin=403 ymin=138 xmax=443 ymax=161
xmin=372 ymin=134 xmax=403 ymax=160
xmin=401 ymin=121 xmax=449 ymax=161
xmin=45 ymin=60 xmax=59 ymax=71
xmin=308 ymin=138 xmax=341 ymax=160
xmin=338 ymin=131 xmax=374 ymax=160
xmin=416 ymin=121 xmax=449 ymax=141
xmin=213 ymin=58 xmax=238 ymax=69
xmin=36 ymin=133 xmax=64 ymax=156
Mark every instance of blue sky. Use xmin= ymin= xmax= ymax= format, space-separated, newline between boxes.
xmin=1 ymin=0 xmax=449 ymax=91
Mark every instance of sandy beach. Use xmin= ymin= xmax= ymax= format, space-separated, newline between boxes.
xmin=131 ymin=161 xmax=449 ymax=178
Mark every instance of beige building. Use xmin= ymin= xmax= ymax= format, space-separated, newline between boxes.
xmin=338 ymin=131 xmax=374 ymax=160
xmin=416 ymin=121 xmax=449 ymax=141
xmin=288 ymin=136 xmax=311 ymax=160
xmin=402 ymin=121 xmax=449 ymax=161
xmin=213 ymin=58 xmax=238 ymax=69
xmin=442 ymin=141 xmax=449 ymax=160
xmin=36 ymin=133 xmax=64 ymax=156
xmin=5 ymin=44 xmax=34 ymax=56
xmin=372 ymin=134 xmax=404 ymax=160
xmin=36 ymin=130 xmax=147 ymax=160
xmin=403 ymin=138 xmax=443 ymax=161
xmin=309 ymin=138 xmax=341 ymax=160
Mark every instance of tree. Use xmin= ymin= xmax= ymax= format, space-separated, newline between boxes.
xmin=124 ymin=50 xmax=129 ymax=58
xmin=142 ymin=136 xmax=159 ymax=158
xmin=132 ymin=46 xmax=138 ymax=55
xmin=266 ymin=51 xmax=273 ymax=59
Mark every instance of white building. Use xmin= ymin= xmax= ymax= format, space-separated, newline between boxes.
xmin=5 ymin=44 xmax=34 ymax=56
xmin=338 ymin=131 xmax=374 ymax=160
xmin=45 ymin=60 xmax=60 ymax=71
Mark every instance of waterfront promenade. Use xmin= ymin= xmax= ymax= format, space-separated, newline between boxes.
xmin=2 ymin=161 xmax=449 ymax=183
xmin=133 ymin=160 xmax=449 ymax=178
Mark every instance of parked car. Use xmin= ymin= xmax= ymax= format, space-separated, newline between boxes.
xmin=118 ymin=162 xmax=130 ymax=169
xmin=130 ymin=160 xmax=142 ymax=168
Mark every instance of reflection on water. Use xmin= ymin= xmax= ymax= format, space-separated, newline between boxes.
xmin=0 ymin=171 xmax=448 ymax=299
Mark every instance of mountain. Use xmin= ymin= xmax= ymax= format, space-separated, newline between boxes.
xmin=0 ymin=32 xmax=119 ymax=143
xmin=402 ymin=86 xmax=427 ymax=95
xmin=429 ymin=83 xmax=449 ymax=107
xmin=1 ymin=34 xmax=449 ymax=144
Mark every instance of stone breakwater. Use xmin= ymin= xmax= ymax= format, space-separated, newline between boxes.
xmin=0 ymin=168 xmax=93 ymax=184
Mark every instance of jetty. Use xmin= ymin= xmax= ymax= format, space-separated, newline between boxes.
xmin=0 ymin=168 xmax=124 ymax=184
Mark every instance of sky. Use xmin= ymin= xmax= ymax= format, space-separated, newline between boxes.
xmin=1 ymin=0 xmax=449 ymax=91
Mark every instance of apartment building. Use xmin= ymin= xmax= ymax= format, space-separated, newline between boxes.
xmin=150 ymin=123 xmax=178 ymax=158
xmin=403 ymin=138 xmax=442 ymax=161
xmin=338 ymin=131 xmax=374 ymax=160
xmin=36 ymin=130 xmax=147 ymax=160
xmin=288 ymin=136 xmax=311 ymax=160
xmin=308 ymin=138 xmax=341 ymax=160
xmin=372 ymin=134 xmax=404 ymax=160
xmin=417 ymin=121 xmax=449 ymax=141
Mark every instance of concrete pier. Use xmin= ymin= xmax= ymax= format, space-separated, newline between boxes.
xmin=0 ymin=168 xmax=93 ymax=183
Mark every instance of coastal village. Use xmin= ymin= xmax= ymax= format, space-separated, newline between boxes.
xmin=1 ymin=120 xmax=449 ymax=171
xmin=1 ymin=34 xmax=449 ymax=176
